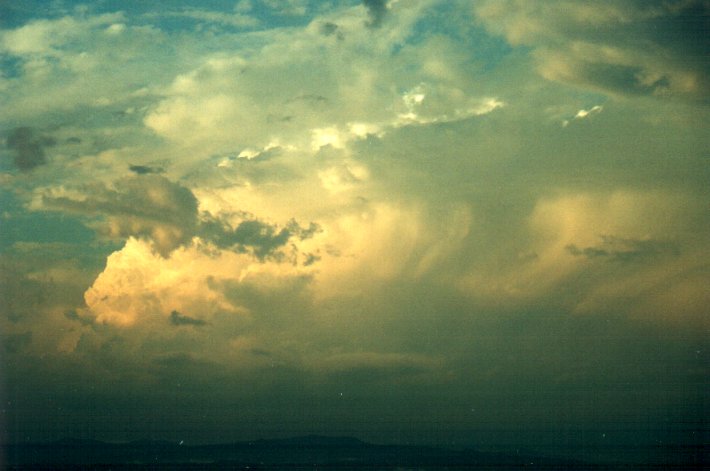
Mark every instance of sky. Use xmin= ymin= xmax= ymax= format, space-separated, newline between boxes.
xmin=0 ymin=0 xmax=708 ymax=464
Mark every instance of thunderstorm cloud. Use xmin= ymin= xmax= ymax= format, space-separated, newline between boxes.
xmin=0 ymin=1 xmax=706 ymax=465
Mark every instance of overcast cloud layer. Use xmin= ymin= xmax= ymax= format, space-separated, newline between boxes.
xmin=1 ymin=0 xmax=708 ymax=464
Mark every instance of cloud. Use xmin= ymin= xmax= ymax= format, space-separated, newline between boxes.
xmin=0 ymin=13 xmax=124 ymax=55
xmin=1 ymin=2 xmax=708 ymax=451
xmin=566 ymin=235 xmax=678 ymax=262
xmin=319 ymin=22 xmax=343 ymax=39
xmin=169 ymin=310 xmax=207 ymax=327
xmin=146 ymin=9 xmax=259 ymax=29
xmin=5 ymin=126 xmax=55 ymax=171
xmin=473 ymin=0 xmax=710 ymax=100
xmin=562 ymin=105 xmax=603 ymax=126
xmin=142 ymin=1 xmax=493 ymax=156
xmin=35 ymin=171 xmax=321 ymax=260
xmin=40 ymin=175 xmax=199 ymax=256
xmin=81 ymin=238 xmax=241 ymax=326
xmin=449 ymin=187 xmax=709 ymax=322
xmin=0 ymin=11 xmax=190 ymax=126
xmin=363 ymin=0 xmax=388 ymax=28
xmin=199 ymin=213 xmax=320 ymax=261
xmin=230 ymin=220 xmax=289 ymax=258
xmin=262 ymin=0 xmax=309 ymax=17
xmin=128 ymin=164 xmax=164 ymax=175
xmin=79 ymin=234 xmax=317 ymax=329
xmin=64 ymin=309 xmax=94 ymax=326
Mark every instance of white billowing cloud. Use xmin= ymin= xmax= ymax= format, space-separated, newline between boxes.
xmin=0 ymin=13 xmax=125 ymax=55
xmin=82 ymin=235 xmax=312 ymax=329
xmin=143 ymin=0 xmax=501 ymax=159
xmin=0 ymin=14 xmax=182 ymax=124
xmin=82 ymin=238 xmax=245 ymax=326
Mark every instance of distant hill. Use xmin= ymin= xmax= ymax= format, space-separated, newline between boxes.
xmin=1 ymin=435 xmax=685 ymax=469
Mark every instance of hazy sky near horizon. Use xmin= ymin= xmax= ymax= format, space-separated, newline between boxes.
xmin=1 ymin=0 xmax=708 ymax=461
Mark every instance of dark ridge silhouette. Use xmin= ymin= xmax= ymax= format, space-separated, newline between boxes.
xmin=3 ymin=435 xmax=702 ymax=470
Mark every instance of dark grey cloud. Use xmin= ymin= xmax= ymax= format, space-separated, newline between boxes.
xmin=287 ymin=219 xmax=321 ymax=240
xmin=42 ymin=175 xmax=199 ymax=256
xmin=232 ymin=220 xmax=290 ymax=255
xmin=319 ymin=21 xmax=343 ymax=39
xmin=644 ymin=1 xmax=710 ymax=57
xmin=577 ymin=63 xmax=662 ymax=96
xmin=39 ymin=174 xmax=321 ymax=260
xmin=65 ymin=309 xmax=95 ymax=326
xmin=5 ymin=127 xmax=55 ymax=171
xmin=169 ymin=310 xmax=207 ymax=327
xmin=129 ymin=164 xmax=164 ymax=175
xmin=302 ymin=252 xmax=320 ymax=266
xmin=199 ymin=215 xmax=320 ymax=260
xmin=362 ymin=0 xmax=387 ymax=28
xmin=202 ymin=218 xmax=290 ymax=259
xmin=566 ymin=235 xmax=678 ymax=262
xmin=319 ymin=21 xmax=338 ymax=35
xmin=285 ymin=94 xmax=328 ymax=105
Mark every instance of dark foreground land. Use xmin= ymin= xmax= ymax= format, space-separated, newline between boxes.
xmin=3 ymin=435 xmax=705 ymax=470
